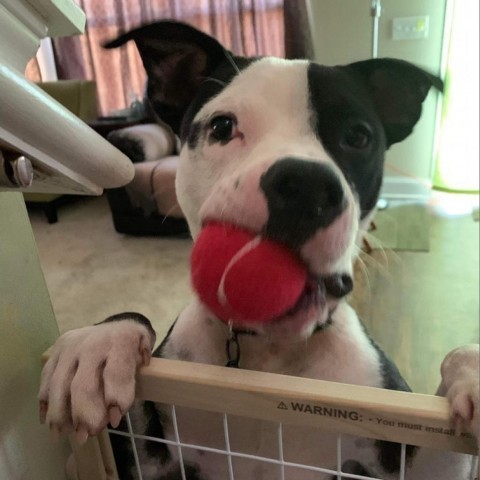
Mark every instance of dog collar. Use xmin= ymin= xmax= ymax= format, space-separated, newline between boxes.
xmin=225 ymin=311 xmax=334 ymax=368
xmin=225 ymin=327 xmax=257 ymax=368
xmin=312 ymin=313 xmax=334 ymax=333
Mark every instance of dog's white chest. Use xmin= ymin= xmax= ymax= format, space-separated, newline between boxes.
xmin=165 ymin=301 xmax=384 ymax=388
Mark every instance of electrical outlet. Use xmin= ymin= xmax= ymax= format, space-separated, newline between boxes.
xmin=392 ymin=16 xmax=429 ymax=40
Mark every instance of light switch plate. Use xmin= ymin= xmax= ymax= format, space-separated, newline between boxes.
xmin=392 ymin=16 xmax=429 ymax=40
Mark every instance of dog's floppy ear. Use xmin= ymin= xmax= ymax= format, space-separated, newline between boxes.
xmin=347 ymin=58 xmax=443 ymax=147
xmin=104 ymin=21 xmax=228 ymax=133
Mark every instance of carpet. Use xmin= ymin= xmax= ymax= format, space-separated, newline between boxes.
xmin=367 ymin=202 xmax=430 ymax=252
xmin=28 ymin=195 xmax=192 ymax=342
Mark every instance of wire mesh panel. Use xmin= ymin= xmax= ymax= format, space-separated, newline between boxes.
xmin=108 ymin=415 xmax=386 ymax=479
xmin=91 ymin=358 xmax=479 ymax=480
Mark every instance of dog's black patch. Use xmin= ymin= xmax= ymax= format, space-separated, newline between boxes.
xmin=358 ymin=319 xmax=418 ymax=472
xmin=104 ymin=21 xmax=232 ymax=135
xmin=109 ymin=426 xmax=136 ymax=480
xmin=376 ymin=439 xmax=417 ymax=474
xmin=341 ymin=459 xmax=375 ymax=476
xmin=347 ymin=58 xmax=443 ymax=147
xmin=308 ymin=60 xmax=441 ymax=219
xmin=107 ymin=132 xmax=146 ymax=163
xmin=108 ymin=399 xmax=171 ymax=477
xmin=375 ymin=343 xmax=412 ymax=392
xmin=307 ymin=63 xmax=385 ymax=218
xmin=186 ymin=121 xmax=203 ymax=150
xmin=358 ymin=319 xmax=411 ymax=393
xmin=154 ymin=319 xmax=196 ymax=361
xmin=109 ymin=439 xmax=133 ymax=478
xmin=371 ymin=343 xmax=418 ymax=473
xmin=144 ymin=401 xmax=171 ymax=463
xmin=180 ymin=56 xmax=256 ymax=147
xmin=160 ymin=464 xmax=206 ymax=480
xmin=153 ymin=318 xmax=178 ymax=358
xmin=99 ymin=312 xmax=156 ymax=340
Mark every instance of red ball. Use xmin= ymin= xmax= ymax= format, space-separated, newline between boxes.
xmin=191 ymin=222 xmax=308 ymax=325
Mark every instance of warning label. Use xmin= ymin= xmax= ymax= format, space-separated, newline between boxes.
xmin=276 ymin=401 xmax=362 ymax=421
xmin=275 ymin=399 xmax=474 ymax=440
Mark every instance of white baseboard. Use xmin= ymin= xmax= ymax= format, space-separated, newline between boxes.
xmin=380 ymin=176 xmax=432 ymax=200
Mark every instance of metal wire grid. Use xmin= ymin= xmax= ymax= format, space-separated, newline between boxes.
xmin=107 ymin=407 xmax=413 ymax=480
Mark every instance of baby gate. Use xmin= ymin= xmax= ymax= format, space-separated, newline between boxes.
xmin=51 ymin=357 xmax=478 ymax=480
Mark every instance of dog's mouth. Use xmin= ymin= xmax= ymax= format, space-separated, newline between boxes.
xmin=283 ymin=273 xmax=353 ymax=317
xmin=193 ymin=219 xmax=354 ymax=333
xmin=274 ymin=272 xmax=353 ymax=328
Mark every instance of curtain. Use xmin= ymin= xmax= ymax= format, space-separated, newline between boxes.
xmin=53 ymin=0 xmax=286 ymax=115
xmin=433 ymin=0 xmax=479 ymax=193
xmin=283 ymin=0 xmax=313 ymax=60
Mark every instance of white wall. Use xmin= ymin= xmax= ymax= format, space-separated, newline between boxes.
xmin=308 ymin=0 xmax=373 ymax=64
xmin=307 ymin=0 xmax=447 ymax=198
xmin=0 ymin=193 xmax=70 ymax=479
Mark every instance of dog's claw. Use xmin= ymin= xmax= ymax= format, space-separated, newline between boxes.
xmin=440 ymin=345 xmax=479 ymax=439
xmin=39 ymin=401 xmax=48 ymax=424
xmin=139 ymin=336 xmax=152 ymax=366
xmin=108 ymin=405 xmax=122 ymax=428
xmin=451 ymin=393 xmax=475 ymax=436
xmin=39 ymin=319 xmax=156 ymax=444
xmin=142 ymin=348 xmax=151 ymax=366
xmin=75 ymin=425 xmax=89 ymax=445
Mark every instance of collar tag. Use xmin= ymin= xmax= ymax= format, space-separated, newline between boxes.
xmin=226 ymin=321 xmax=241 ymax=368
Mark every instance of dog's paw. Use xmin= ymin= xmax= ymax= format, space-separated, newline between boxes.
xmin=38 ymin=318 xmax=156 ymax=444
xmin=438 ymin=345 xmax=479 ymax=439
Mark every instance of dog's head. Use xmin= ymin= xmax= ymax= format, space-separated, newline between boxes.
xmin=106 ymin=21 xmax=442 ymax=336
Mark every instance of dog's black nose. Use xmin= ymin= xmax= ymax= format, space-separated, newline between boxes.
xmin=260 ymin=158 xmax=346 ymax=248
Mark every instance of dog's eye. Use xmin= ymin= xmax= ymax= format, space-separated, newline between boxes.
xmin=209 ymin=115 xmax=236 ymax=143
xmin=343 ymin=124 xmax=372 ymax=150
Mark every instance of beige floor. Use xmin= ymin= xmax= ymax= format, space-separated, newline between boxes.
xmin=352 ymin=197 xmax=479 ymax=393
xmin=29 ymin=196 xmax=193 ymax=341
xmin=29 ymin=193 xmax=479 ymax=394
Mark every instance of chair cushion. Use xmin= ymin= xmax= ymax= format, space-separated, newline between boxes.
xmin=126 ymin=156 xmax=184 ymax=218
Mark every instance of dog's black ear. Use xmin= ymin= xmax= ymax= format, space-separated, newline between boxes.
xmin=347 ymin=58 xmax=443 ymax=147
xmin=104 ymin=21 xmax=228 ymax=133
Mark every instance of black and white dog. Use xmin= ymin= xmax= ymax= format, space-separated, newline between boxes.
xmin=39 ymin=22 xmax=479 ymax=479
